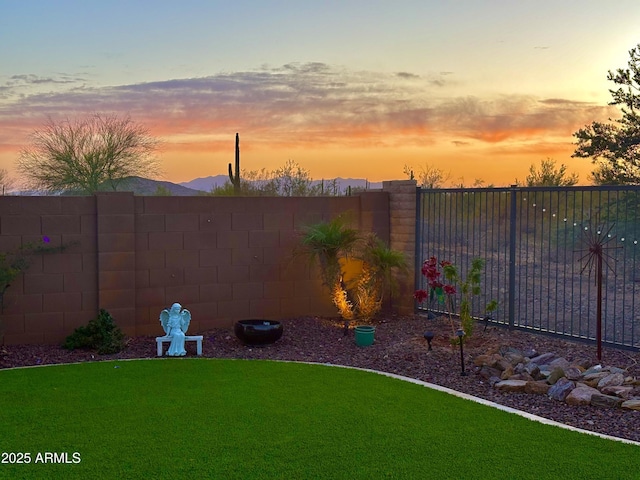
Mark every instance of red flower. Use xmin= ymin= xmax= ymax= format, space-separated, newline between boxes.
xmin=414 ymin=289 xmax=428 ymax=303
xmin=443 ymin=284 xmax=457 ymax=295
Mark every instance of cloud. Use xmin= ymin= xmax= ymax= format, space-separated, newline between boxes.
xmin=8 ymin=74 xmax=79 ymax=85
xmin=0 ymin=72 xmax=88 ymax=101
xmin=0 ymin=63 xmax=617 ymax=155
xmin=538 ymin=98 xmax=592 ymax=106
xmin=436 ymin=95 xmax=615 ymax=143
xmin=396 ymin=72 xmax=419 ymax=79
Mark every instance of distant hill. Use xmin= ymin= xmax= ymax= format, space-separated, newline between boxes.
xmin=179 ymin=176 xmax=382 ymax=193
xmin=12 ymin=176 xmax=383 ymax=196
xmin=112 ymin=177 xmax=205 ymax=196
xmin=12 ymin=177 xmax=205 ymax=196
xmin=179 ymin=175 xmax=229 ymax=192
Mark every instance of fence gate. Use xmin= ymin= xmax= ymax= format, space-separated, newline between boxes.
xmin=416 ymin=185 xmax=640 ymax=351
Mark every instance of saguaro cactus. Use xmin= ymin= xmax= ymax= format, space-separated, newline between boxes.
xmin=228 ymin=133 xmax=241 ymax=195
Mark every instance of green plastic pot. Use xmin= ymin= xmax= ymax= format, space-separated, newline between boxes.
xmin=354 ymin=325 xmax=375 ymax=347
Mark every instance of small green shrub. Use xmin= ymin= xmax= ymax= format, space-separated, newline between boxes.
xmin=63 ymin=309 xmax=125 ymax=354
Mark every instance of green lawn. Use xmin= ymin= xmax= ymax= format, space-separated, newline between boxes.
xmin=0 ymin=359 xmax=638 ymax=479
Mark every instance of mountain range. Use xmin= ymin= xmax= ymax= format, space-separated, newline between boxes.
xmin=178 ymin=175 xmax=382 ymax=194
xmin=14 ymin=176 xmax=383 ymax=196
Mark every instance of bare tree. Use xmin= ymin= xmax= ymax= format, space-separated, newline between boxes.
xmin=404 ymin=163 xmax=450 ymax=188
xmin=17 ymin=114 xmax=160 ymax=194
xmin=0 ymin=169 xmax=15 ymax=195
xmin=267 ymin=159 xmax=320 ymax=196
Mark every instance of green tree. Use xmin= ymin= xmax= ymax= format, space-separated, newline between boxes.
xmin=17 ymin=114 xmax=160 ymax=194
xmin=572 ymin=44 xmax=640 ymax=184
xmin=517 ymin=158 xmax=579 ymax=186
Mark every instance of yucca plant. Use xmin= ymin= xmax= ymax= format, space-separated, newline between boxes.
xmin=298 ymin=219 xmax=406 ymax=323
xmin=361 ymin=235 xmax=408 ymax=299
xmin=299 ymin=215 xmax=360 ymax=289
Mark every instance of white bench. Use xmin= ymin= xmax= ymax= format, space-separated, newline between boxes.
xmin=156 ymin=335 xmax=203 ymax=356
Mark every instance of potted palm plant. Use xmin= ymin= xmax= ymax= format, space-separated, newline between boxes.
xmin=298 ymin=215 xmax=360 ymax=323
xmin=297 ymin=217 xmax=407 ymax=345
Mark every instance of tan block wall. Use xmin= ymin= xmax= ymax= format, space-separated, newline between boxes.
xmin=0 ymin=196 xmax=98 ymax=344
xmin=383 ymin=180 xmax=417 ymax=315
xmin=0 ymin=189 xmax=402 ymax=345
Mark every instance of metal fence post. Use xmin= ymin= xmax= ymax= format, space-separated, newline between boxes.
xmin=508 ymin=184 xmax=518 ymax=329
xmin=414 ymin=186 xmax=422 ymax=312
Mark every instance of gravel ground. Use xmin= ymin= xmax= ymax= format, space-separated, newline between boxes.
xmin=2 ymin=314 xmax=639 ymax=442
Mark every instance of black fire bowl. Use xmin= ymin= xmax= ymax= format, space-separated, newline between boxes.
xmin=234 ymin=319 xmax=283 ymax=346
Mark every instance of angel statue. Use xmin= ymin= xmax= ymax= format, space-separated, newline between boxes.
xmin=159 ymin=303 xmax=192 ymax=356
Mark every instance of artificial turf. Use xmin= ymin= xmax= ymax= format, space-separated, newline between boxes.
xmin=0 ymin=358 xmax=638 ymax=479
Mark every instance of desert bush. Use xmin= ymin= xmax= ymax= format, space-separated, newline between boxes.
xmin=63 ymin=309 xmax=125 ymax=354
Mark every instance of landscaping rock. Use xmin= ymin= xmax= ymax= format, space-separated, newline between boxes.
xmin=549 ymin=357 xmax=571 ymax=370
xmin=566 ymin=386 xmax=600 ymax=406
xmin=590 ymin=393 xmax=623 ymax=409
xmin=583 ymin=371 xmax=608 ymax=381
xmin=573 ymin=358 xmax=593 ymax=369
xmin=564 ymin=366 xmax=583 ymax=381
xmin=488 ymin=376 xmax=502 ymax=387
xmin=621 ymin=399 xmax=640 ymax=411
xmin=478 ymin=365 xmax=502 ymax=380
xmin=529 ymin=352 xmax=557 ymax=365
xmin=600 ymin=385 xmax=633 ymax=398
xmin=473 ymin=354 xmax=497 ymax=367
xmin=547 ymin=366 xmax=566 ymax=385
xmin=503 ymin=351 xmax=525 ymax=366
xmin=548 ymin=377 xmax=575 ymax=402
xmin=524 ymin=381 xmax=550 ymax=395
xmin=499 ymin=346 xmax=523 ymax=356
xmin=538 ymin=368 xmax=552 ymax=379
xmin=500 ymin=366 xmax=514 ymax=380
xmin=523 ymin=362 xmax=540 ymax=377
xmin=582 ymin=365 xmax=604 ymax=376
xmin=494 ymin=357 xmax=513 ymax=372
xmin=509 ymin=372 xmax=534 ymax=382
xmin=597 ymin=373 xmax=625 ymax=389
xmin=479 ymin=345 xmax=639 ymax=414
xmin=495 ymin=379 xmax=527 ymax=393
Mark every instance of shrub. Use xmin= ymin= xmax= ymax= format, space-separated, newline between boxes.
xmin=297 ymin=217 xmax=406 ymax=322
xmin=63 ymin=309 xmax=125 ymax=354
xmin=414 ymin=256 xmax=497 ymax=339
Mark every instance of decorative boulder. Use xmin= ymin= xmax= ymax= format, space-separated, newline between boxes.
xmin=565 ymin=386 xmax=600 ymax=406
xmin=548 ymin=377 xmax=575 ymax=402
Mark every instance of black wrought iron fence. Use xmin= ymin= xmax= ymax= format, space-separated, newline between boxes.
xmin=416 ymin=185 xmax=640 ymax=350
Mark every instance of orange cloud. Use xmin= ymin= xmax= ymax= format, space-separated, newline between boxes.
xmin=0 ymin=63 xmax=621 ymax=185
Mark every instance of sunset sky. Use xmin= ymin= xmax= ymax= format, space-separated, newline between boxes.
xmin=1 ymin=1 xmax=639 ymax=187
